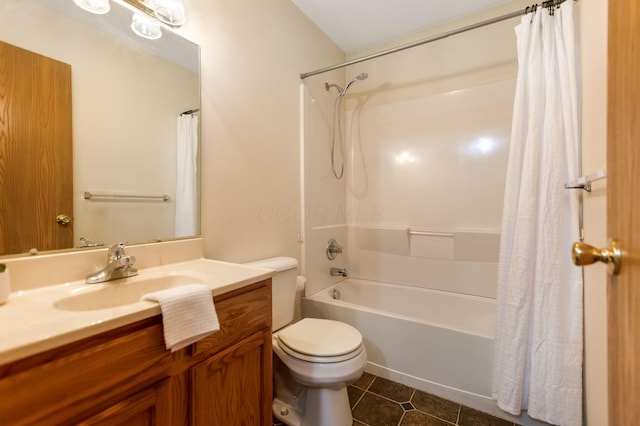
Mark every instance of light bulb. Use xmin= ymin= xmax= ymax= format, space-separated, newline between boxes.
xmin=153 ymin=0 xmax=185 ymax=26
xmin=73 ymin=0 xmax=110 ymax=14
xmin=131 ymin=13 xmax=162 ymax=40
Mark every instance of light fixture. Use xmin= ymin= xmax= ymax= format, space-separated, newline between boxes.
xmin=119 ymin=0 xmax=186 ymax=27
xmin=73 ymin=0 xmax=187 ymax=30
xmin=131 ymin=12 xmax=162 ymax=40
xmin=153 ymin=0 xmax=186 ymax=26
xmin=73 ymin=0 xmax=111 ymax=14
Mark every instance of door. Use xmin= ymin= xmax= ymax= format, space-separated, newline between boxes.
xmin=0 ymin=41 xmax=73 ymax=255
xmin=607 ymin=0 xmax=640 ymax=423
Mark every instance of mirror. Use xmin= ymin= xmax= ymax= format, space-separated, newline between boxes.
xmin=0 ymin=0 xmax=200 ymax=257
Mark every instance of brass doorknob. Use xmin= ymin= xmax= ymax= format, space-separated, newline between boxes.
xmin=571 ymin=240 xmax=622 ymax=275
xmin=56 ymin=214 xmax=71 ymax=225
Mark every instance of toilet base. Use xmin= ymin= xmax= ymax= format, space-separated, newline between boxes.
xmin=273 ymin=398 xmax=302 ymax=426
xmin=273 ymin=386 xmax=353 ymax=426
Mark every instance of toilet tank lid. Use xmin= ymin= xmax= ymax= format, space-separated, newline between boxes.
xmin=244 ymin=256 xmax=298 ymax=272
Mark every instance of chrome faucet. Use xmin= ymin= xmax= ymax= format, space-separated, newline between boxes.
xmin=86 ymin=242 xmax=138 ymax=284
xmin=330 ymin=267 xmax=348 ymax=277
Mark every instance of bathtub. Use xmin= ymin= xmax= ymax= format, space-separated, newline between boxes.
xmin=302 ymin=278 xmax=496 ymax=402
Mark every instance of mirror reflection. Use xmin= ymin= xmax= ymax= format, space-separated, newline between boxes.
xmin=0 ymin=0 xmax=200 ymax=257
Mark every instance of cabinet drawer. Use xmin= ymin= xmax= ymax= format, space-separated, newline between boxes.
xmin=0 ymin=321 xmax=170 ymax=425
xmin=191 ymin=280 xmax=271 ymax=357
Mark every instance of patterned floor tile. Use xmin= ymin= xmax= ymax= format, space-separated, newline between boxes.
xmin=348 ymin=385 xmax=365 ymax=409
xmin=401 ymin=410 xmax=455 ymax=426
xmin=352 ymin=371 xmax=376 ymax=390
xmin=368 ymin=376 xmax=415 ymax=403
xmin=352 ymin=391 xmax=405 ymax=426
xmin=411 ymin=389 xmax=460 ymax=424
xmin=273 ymin=372 xmax=520 ymax=426
xmin=458 ymin=406 xmax=515 ymax=426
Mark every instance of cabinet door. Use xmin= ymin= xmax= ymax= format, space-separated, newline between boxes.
xmin=0 ymin=321 xmax=169 ymax=425
xmin=77 ymin=386 xmax=159 ymax=426
xmin=191 ymin=330 xmax=271 ymax=426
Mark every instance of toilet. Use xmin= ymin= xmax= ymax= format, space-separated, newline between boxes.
xmin=245 ymin=257 xmax=367 ymax=426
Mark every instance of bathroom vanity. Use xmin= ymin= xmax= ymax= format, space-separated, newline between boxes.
xmin=0 ymin=246 xmax=274 ymax=426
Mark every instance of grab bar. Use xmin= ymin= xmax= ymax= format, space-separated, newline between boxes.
xmin=408 ymin=230 xmax=454 ymax=238
xmin=84 ymin=191 xmax=171 ymax=201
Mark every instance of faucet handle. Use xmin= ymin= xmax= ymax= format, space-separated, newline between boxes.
xmin=326 ymin=238 xmax=343 ymax=260
xmin=120 ymin=255 xmax=138 ymax=277
xmin=108 ymin=242 xmax=126 ymax=260
xmin=79 ymin=236 xmax=103 ymax=247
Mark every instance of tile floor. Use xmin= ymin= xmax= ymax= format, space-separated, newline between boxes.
xmin=274 ymin=372 xmax=519 ymax=426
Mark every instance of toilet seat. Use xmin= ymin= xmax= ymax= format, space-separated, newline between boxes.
xmin=276 ymin=318 xmax=364 ymax=363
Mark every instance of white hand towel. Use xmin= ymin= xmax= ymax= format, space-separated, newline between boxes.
xmin=141 ymin=283 xmax=220 ymax=352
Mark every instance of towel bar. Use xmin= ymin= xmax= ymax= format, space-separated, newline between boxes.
xmin=564 ymin=168 xmax=607 ymax=192
xmin=84 ymin=191 xmax=171 ymax=201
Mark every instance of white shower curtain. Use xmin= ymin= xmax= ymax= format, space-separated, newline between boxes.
xmin=492 ymin=2 xmax=582 ymax=425
xmin=175 ymin=114 xmax=199 ymax=237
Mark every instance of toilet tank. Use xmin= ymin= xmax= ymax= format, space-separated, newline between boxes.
xmin=244 ymin=257 xmax=298 ymax=331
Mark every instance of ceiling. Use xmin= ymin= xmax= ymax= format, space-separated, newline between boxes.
xmin=291 ymin=0 xmax=510 ymax=52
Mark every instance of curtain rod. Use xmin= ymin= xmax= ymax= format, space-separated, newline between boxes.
xmin=299 ymin=0 xmax=571 ymax=80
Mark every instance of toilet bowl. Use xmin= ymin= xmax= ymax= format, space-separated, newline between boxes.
xmin=272 ymin=318 xmax=367 ymax=426
xmin=245 ymin=257 xmax=367 ymax=426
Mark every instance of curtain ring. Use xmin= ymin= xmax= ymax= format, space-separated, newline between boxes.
xmin=528 ymin=4 xmax=537 ymax=23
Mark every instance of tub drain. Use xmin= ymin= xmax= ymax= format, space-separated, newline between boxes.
xmin=332 ymin=288 xmax=341 ymax=300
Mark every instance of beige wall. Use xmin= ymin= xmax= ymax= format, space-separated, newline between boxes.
xmin=178 ymin=0 xmax=344 ymax=264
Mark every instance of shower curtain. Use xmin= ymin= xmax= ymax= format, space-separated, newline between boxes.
xmin=175 ymin=114 xmax=199 ymax=237
xmin=492 ymin=2 xmax=582 ymax=426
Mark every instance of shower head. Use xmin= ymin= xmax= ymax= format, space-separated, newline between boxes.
xmin=325 ymin=73 xmax=369 ymax=98
xmin=342 ymin=73 xmax=368 ymax=96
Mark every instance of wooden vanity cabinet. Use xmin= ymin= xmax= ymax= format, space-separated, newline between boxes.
xmin=0 ymin=279 xmax=272 ymax=426
xmin=191 ymin=330 xmax=271 ymax=425
xmin=77 ymin=382 xmax=167 ymax=426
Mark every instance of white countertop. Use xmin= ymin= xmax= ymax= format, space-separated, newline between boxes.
xmin=0 ymin=258 xmax=275 ymax=365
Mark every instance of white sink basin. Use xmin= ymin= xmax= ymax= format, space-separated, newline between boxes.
xmin=53 ymin=273 xmax=206 ymax=311
xmin=1 ymin=255 xmax=276 ymax=366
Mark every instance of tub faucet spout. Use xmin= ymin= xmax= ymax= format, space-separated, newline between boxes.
xmin=86 ymin=242 xmax=138 ymax=284
xmin=330 ymin=267 xmax=348 ymax=277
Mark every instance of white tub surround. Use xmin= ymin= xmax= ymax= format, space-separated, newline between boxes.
xmin=346 ymin=226 xmax=500 ymax=298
